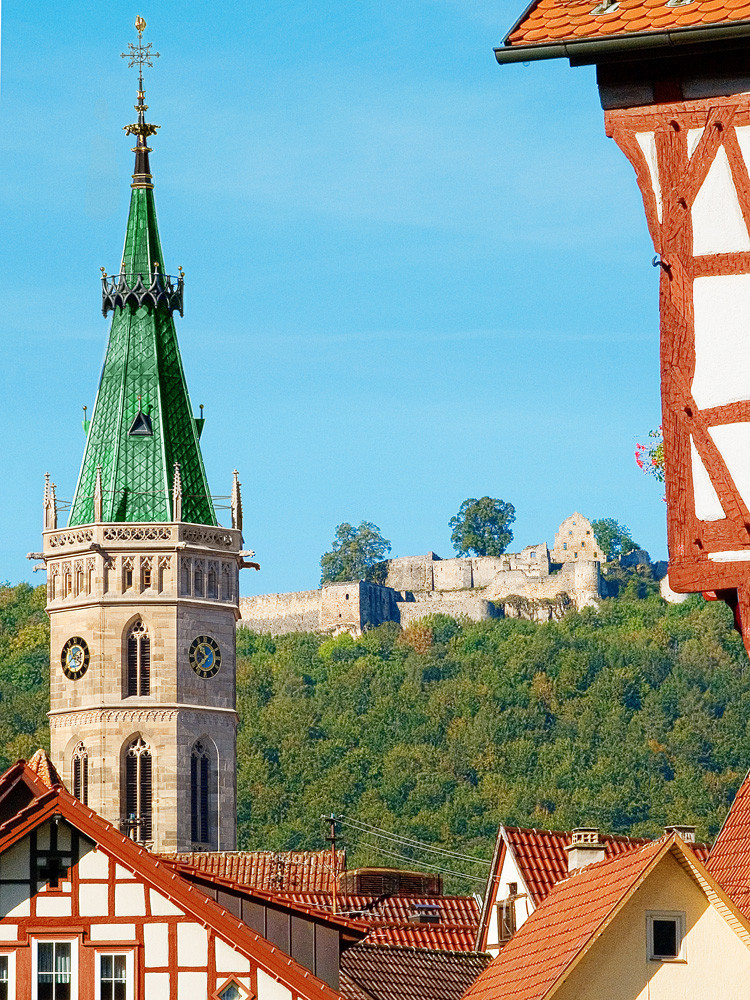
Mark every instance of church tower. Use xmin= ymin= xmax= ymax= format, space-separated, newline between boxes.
xmin=42 ymin=20 xmax=248 ymax=853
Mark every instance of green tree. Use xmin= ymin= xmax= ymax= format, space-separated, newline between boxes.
xmin=592 ymin=518 xmax=640 ymax=561
xmin=449 ymin=497 xmax=515 ymax=556
xmin=320 ymin=522 xmax=391 ymax=584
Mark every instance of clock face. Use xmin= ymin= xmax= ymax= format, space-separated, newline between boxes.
xmin=61 ymin=637 xmax=90 ymax=680
xmin=189 ymin=635 xmax=222 ymax=679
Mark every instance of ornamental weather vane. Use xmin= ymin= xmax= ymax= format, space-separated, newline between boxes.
xmin=121 ymin=15 xmax=159 ymax=80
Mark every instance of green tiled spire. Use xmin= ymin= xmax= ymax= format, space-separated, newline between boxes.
xmin=69 ymin=88 xmax=216 ymax=527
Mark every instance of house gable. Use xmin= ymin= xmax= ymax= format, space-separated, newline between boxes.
xmin=557 ymin=852 xmax=750 ymax=1000
xmin=0 ymin=777 xmax=345 ymax=1000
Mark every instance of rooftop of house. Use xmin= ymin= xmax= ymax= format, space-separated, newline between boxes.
xmin=159 ymin=848 xmax=345 ymax=893
xmin=501 ymin=825 xmax=710 ymax=906
xmin=707 ymin=767 xmax=750 ymax=916
xmin=465 ymin=834 xmax=744 ymax=1000
xmin=339 ymin=944 xmax=490 ymax=1000
xmin=496 ymin=0 xmax=750 ymax=63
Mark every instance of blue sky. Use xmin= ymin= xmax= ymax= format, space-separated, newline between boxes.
xmin=1 ymin=1 xmax=664 ymax=596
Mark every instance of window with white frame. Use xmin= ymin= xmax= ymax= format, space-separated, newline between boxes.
xmin=0 ymin=954 xmax=14 ymax=1000
xmin=33 ymin=940 xmax=76 ymax=1000
xmin=96 ymin=952 xmax=133 ymax=1000
xmin=647 ymin=911 xmax=686 ymax=961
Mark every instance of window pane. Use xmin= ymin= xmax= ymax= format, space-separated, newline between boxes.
xmin=218 ymin=985 xmax=242 ymax=1000
xmin=57 ymin=982 xmax=71 ymax=1000
xmin=55 ymin=942 xmax=71 ymax=979
xmin=0 ymin=956 xmax=8 ymax=982
xmin=653 ymin=919 xmax=678 ymax=957
xmin=113 ymin=954 xmax=127 ymax=980
xmin=37 ymin=984 xmax=53 ymax=1000
xmin=38 ymin=943 xmax=54 ymax=974
xmin=0 ymin=980 xmax=7 ymax=1000
xmin=114 ymin=982 xmax=127 ymax=1000
xmin=101 ymin=954 xmax=113 ymax=979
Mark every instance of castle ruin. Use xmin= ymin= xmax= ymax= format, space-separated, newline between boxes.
xmin=239 ymin=514 xmax=605 ymax=636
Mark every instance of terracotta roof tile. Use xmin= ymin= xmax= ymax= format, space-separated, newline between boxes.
xmin=464 ymin=841 xmax=667 ymax=1000
xmin=158 ymin=850 xmax=344 ymax=893
xmin=341 ymin=945 xmax=490 ymax=1000
xmin=505 ymin=0 xmax=750 ymax=47
xmin=707 ymin=769 xmax=750 ymax=916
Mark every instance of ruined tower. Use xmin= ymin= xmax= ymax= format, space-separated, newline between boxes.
xmin=42 ymin=20 xmax=247 ymax=852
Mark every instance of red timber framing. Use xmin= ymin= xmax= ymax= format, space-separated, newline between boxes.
xmin=607 ymin=95 xmax=750 ymax=649
xmin=0 ymin=760 xmax=347 ymax=1000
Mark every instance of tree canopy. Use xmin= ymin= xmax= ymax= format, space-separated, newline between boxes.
xmin=592 ymin=518 xmax=641 ymax=561
xmin=449 ymin=497 xmax=516 ymax=557
xmin=320 ymin=522 xmax=392 ymax=584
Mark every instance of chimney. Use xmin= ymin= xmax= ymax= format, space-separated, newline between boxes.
xmin=566 ymin=828 xmax=606 ymax=872
xmin=665 ymin=825 xmax=696 ymax=844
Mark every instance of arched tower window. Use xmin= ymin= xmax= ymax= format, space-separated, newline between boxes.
xmin=126 ymin=620 xmax=150 ymax=697
xmin=194 ymin=565 xmax=204 ymax=598
xmin=125 ymin=737 xmax=152 ymax=843
xmin=207 ymin=564 xmax=218 ymax=600
xmin=191 ymin=740 xmax=212 ymax=845
xmin=71 ymin=742 xmax=88 ymax=805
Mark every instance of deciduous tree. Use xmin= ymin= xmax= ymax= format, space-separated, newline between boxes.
xmin=320 ymin=522 xmax=391 ymax=584
xmin=591 ymin=518 xmax=640 ymax=561
xmin=449 ymin=497 xmax=515 ymax=556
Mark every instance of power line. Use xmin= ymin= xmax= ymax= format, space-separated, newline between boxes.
xmin=337 ymin=815 xmax=491 ymax=866
xmin=345 ymin=834 xmax=488 ymax=884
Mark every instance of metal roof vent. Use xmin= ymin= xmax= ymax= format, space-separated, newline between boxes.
xmin=409 ymin=903 xmax=441 ymax=925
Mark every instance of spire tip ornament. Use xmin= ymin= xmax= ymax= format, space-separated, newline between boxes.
xmin=121 ymin=16 xmax=160 ymax=189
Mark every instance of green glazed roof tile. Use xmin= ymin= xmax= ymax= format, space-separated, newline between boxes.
xmin=69 ymin=184 xmax=216 ymax=526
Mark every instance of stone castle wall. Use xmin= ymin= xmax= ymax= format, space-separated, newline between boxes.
xmin=238 ymin=590 xmax=322 ymax=633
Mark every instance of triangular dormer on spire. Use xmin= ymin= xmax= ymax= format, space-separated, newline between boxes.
xmin=68 ymin=17 xmax=214 ymax=528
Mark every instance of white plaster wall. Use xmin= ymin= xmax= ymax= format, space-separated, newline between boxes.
xmin=636 ymin=132 xmax=662 ymax=222
xmin=692 ymin=145 xmax=750 ymax=255
xmin=692 ymin=274 xmax=750 ymax=409
xmin=258 ymin=969 xmax=293 ymax=1000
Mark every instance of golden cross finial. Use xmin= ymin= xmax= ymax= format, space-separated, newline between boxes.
xmin=121 ymin=15 xmax=160 ymax=80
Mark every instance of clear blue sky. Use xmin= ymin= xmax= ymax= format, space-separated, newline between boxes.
xmin=1 ymin=1 xmax=664 ymax=597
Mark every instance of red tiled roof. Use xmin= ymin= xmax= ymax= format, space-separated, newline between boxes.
xmin=26 ymin=749 xmax=62 ymax=789
xmin=341 ymin=944 xmax=490 ymax=1000
xmin=159 ymin=849 xmax=344 ymax=893
xmin=503 ymin=826 xmax=710 ymax=906
xmin=464 ymin=840 xmax=667 ymax=1000
xmin=504 ymin=0 xmax=750 ymax=48
xmin=282 ymin=892 xmax=479 ymax=951
xmin=707 ymin=769 xmax=750 ymax=916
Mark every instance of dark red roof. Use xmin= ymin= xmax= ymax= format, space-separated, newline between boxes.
xmin=707 ymin=769 xmax=750 ymax=916
xmin=159 ymin=849 xmax=345 ymax=893
xmin=283 ymin=892 xmax=480 ymax=951
xmin=503 ymin=826 xmax=709 ymax=906
xmin=502 ymin=0 xmax=750 ymax=49
xmin=26 ymin=749 xmax=63 ymax=789
xmin=340 ymin=945 xmax=490 ymax=1000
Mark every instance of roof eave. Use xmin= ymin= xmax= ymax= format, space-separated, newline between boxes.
xmin=495 ymin=19 xmax=750 ymax=66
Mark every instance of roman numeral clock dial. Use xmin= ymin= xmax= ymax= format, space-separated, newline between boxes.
xmin=189 ymin=635 xmax=222 ymax=679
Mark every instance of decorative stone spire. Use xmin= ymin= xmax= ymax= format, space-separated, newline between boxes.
xmin=43 ymin=473 xmax=58 ymax=531
xmin=68 ymin=23 xmax=215 ymax=528
xmin=172 ymin=462 xmax=183 ymax=522
xmin=231 ymin=470 xmax=243 ymax=533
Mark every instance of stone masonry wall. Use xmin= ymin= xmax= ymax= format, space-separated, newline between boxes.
xmin=238 ymin=590 xmax=322 ymax=633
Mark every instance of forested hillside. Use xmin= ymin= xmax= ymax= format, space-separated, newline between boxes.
xmin=3 ymin=580 xmax=750 ymax=891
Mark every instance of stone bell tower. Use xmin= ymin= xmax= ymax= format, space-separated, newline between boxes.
xmin=42 ymin=19 xmax=252 ymax=852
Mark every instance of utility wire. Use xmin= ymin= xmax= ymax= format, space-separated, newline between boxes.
xmin=346 ymin=834 xmax=488 ymax=884
xmin=337 ymin=815 xmax=491 ymax=866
